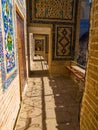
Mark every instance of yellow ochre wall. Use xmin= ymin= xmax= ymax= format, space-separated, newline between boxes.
xmin=80 ymin=1 xmax=98 ymax=130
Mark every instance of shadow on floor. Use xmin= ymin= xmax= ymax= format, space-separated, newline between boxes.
xmin=48 ymin=76 xmax=83 ymax=130
xmin=41 ymin=77 xmax=47 ymax=130
xmin=30 ymin=72 xmax=82 ymax=130
xmin=29 ymin=70 xmax=49 ymax=78
xmin=15 ymin=72 xmax=83 ymax=130
xmin=33 ymin=59 xmax=45 ymax=62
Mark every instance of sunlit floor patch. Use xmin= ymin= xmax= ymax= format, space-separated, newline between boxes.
xmin=15 ymin=56 xmax=81 ymax=130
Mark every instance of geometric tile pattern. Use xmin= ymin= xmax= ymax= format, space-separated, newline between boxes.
xmin=30 ymin=0 xmax=75 ymax=22
xmin=29 ymin=0 xmax=78 ymax=60
xmin=0 ymin=0 xmax=17 ymax=90
xmin=52 ymin=24 xmax=75 ymax=60
xmin=55 ymin=26 xmax=73 ymax=59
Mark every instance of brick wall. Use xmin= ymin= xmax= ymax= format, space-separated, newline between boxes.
xmin=80 ymin=1 xmax=98 ymax=130
xmin=0 ymin=76 xmax=20 ymax=130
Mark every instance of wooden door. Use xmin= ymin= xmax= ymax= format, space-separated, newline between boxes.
xmin=16 ymin=12 xmax=27 ymax=93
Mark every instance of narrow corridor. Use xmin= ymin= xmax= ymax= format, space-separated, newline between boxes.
xmin=0 ymin=1 xmax=98 ymax=130
xmin=15 ymin=56 xmax=81 ymax=130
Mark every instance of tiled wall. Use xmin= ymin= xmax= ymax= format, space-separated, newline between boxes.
xmin=0 ymin=0 xmax=17 ymax=89
xmin=28 ymin=0 xmax=79 ymax=61
xmin=0 ymin=0 xmax=26 ymax=129
xmin=27 ymin=0 xmax=79 ymax=75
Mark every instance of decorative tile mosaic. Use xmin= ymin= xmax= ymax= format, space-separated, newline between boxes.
xmin=2 ymin=0 xmax=15 ymax=73
xmin=0 ymin=0 xmax=17 ymax=90
xmin=0 ymin=7 xmax=4 ymax=88
xmin=29 ymin=0 xmax=79 ymax=60
xmin=54 ymin=25 xmax=73 ymax=60
xmin=52 ymin=24 xmax=75 ymax=60
xmin=30 ymin=0 xmax=75 ymax=22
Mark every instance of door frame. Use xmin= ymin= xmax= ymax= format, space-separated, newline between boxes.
xmin=28 ymin=26 xmax=52 ymax=73
xmin=16 ymin=5 xmax=27 ymax=101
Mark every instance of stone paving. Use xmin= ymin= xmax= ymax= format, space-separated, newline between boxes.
xmin=15 ymin=56 xmax=82 ymax=130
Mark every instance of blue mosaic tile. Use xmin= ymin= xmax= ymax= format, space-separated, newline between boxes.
xmin=0 ymin=0 xmax=17 ymax=90
xmin=1 ymin=0 xmax=16 ymax=73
